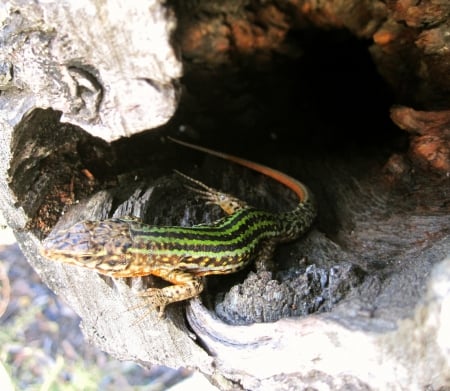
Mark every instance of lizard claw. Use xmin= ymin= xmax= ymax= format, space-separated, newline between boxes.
xmin=174 ymin=170 xmax=248 ymax=215
xmin=138 ymin=288 xmax=168 ymax=318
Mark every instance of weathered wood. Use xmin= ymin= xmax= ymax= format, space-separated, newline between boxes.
xmin=391 ymin=106 xmax=450 ymax=173
xmin=1 ymin=1 xmax=450 ymax=390
xmin=0 ymin=0 xmax=181 ymax=141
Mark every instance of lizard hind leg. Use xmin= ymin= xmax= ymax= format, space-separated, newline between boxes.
xmin=174 ymin=169 xmax=248 ymax=215
xmin=255 ymin=240 xmax=277 ymax=273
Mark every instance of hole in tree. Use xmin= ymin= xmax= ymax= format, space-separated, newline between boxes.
xmin=170 ymin=28 xmax=404 ymax=155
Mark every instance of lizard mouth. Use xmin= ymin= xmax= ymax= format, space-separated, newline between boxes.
xmin=40 ymin=245 xmax=106 ymax=263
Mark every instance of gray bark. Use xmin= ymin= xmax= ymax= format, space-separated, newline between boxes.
xmin=1 ymin=1 xmax=450 ymax=390
xmin=0 ymin=0 xmax=181 ymax=142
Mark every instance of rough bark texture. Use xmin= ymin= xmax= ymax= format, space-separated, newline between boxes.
xmin=1 ymin=0 xmax=450 ymax=390
xmin=0 ymin=0 xmax=181 ymax=141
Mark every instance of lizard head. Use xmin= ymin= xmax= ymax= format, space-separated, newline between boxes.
xmin=41 ymin=219 xmax=133 ymax=275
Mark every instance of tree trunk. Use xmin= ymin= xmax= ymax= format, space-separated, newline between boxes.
xmin=1 ymin=1 xmax=449 ymax=389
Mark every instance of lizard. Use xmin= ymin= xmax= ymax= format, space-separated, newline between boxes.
xmin=41 ymin=137 xmax=317 ymax=316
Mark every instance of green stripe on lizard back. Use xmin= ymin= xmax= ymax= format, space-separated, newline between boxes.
xmin=129 ymin=202 xmax=315 ymax=274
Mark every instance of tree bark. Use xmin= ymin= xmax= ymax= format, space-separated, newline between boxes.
xmin=1 ymin=1 xmax=449 ymax=390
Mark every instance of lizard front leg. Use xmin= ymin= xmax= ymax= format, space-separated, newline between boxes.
xmin=174 ymin=170 xmax=248 ymax=215
xmin=140 ymin=269 xmax=204 ymax=317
